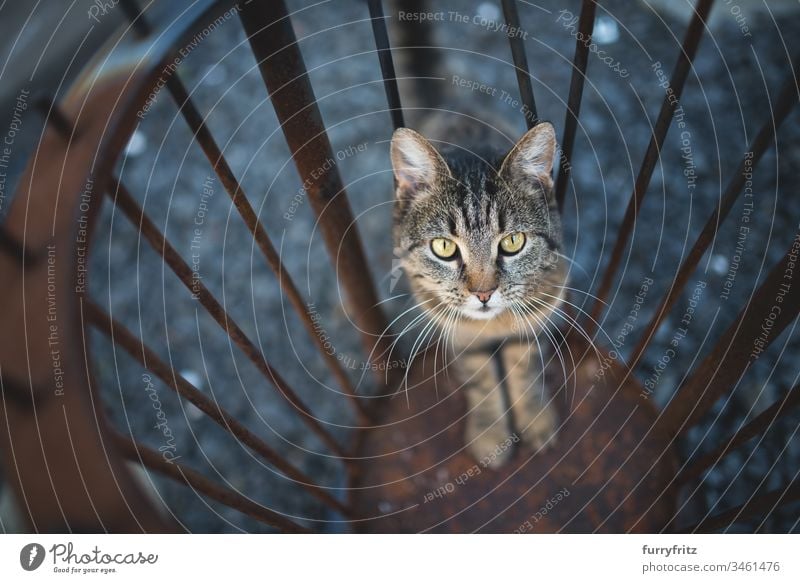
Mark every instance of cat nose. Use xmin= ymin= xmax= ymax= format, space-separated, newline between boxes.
xmin=472 ymin=288 xmax=496 ymax=304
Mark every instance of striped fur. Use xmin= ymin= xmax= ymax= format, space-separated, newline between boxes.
xmin=392 ymin=119 xmax=566 ymax=467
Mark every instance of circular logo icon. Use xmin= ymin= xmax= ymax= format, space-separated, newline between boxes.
xmin=20 ymin=543 xmax=46 ymax=571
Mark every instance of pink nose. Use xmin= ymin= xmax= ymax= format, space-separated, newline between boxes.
xmin=473 ymin=289 xmax=496 ymax=304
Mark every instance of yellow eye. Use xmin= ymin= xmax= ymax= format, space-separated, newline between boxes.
xmin=431 ymin=238 xmax=458 ymax=259
xmin=499 ymin=232 xmax=526 ymax=255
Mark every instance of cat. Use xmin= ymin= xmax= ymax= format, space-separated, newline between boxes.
xmin=390 ymin=115 xmax=568 ymax=468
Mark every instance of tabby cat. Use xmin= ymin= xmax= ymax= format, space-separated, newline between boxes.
xmin=391 ymin=115 xmax=567 ymax=468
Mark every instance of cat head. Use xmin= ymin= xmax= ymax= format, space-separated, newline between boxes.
xmin=391 ymin=122 xmax=565 ymax=325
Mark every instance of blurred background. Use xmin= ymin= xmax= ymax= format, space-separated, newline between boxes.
xmin=0 ymin=0 xmax=799 ymax=532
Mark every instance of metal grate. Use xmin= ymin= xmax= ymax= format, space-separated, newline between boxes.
xmin=0 ymin=0 xmax=798 ymax=533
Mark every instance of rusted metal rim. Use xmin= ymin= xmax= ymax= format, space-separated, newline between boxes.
xmin=350 ymin=336 xmax=678 ymax=533
xmin=0 ymin=0 xmax=290 ymax=533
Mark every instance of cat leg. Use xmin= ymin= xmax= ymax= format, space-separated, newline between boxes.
xmin=459 ymin=350 xmax=516 ymax=469
xmin=502 ymin=342 xmax=559 ymax=451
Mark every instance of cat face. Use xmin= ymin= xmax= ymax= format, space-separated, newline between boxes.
xmin=391 ymin=123 xmax=565 ymax=327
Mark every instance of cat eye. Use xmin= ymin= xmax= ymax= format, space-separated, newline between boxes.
xmin=499 ymin=232 xmax=526 ymax=255
xmin=430 ymin=238 xmax=458 ymax=259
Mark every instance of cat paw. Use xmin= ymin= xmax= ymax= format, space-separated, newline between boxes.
xmin=463 ymin=414 xmax=517 ymax=469
xmin=466 ymin=436 xmax=515 ymax=469
xmin=518 ymin=403 xmax=559 ymax=452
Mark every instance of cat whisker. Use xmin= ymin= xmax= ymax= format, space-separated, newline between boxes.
xmin=548 ymin=284 xmax=610 ymax=307
xmin=537 ymin=291 xmax=615 ymax=347
xmin=523 ymin=296 xmax=602 ymax=364
xmin=508 ymin=304 xmax=547 ymax=384
xmin=359 ymin=298 xmax=438 ymax=391
xmin=522 ymin=302 xmax=577 ymax=411
xmin=382 ymin=306 xmax=439 ymax=379
xmin=434 ymin=304 xmax=459 ymax=388
xmin=424 ymin=304 xmax=452 ymax=398
xmin=386 ymin=308 xmax=445 ymax=399
xmin=524 ymin=296 xmax=606 ymax=387
xmin=521 ymin=303 xmax=583 ymax=410
xmin=444 ymin=304 xmax=462 ymax=379
xmin=551 ymin=251 xmax=591 ymax=280
xmin=375 ymin=297 xmax=436 ymax=346
xmin=372 ymin=292 xmax=414 ymax=308
xmin=401 ymin=304 xmax=451 ymax=405
xmin=504 ymin=304 xmax=554 ymax=424
xmin=515 ymin=301 xmax=573 ymax=407
xmin=514 ymin=307 xmax=571 ymax=432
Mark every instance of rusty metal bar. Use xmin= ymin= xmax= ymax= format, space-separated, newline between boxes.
xmin=118 ymin=0 xmax=151 ymax=35
xmin=113 ymin=434 xmax=311 ymax=532
xmin=629 ymin=73 xmax=798 ymax=369
xmin=554 ymin=0 xmax=596 ymax=211
xmin=0 ymin=33 xmax=189 ymax=531
xmin=33 ymin=95 xmax=75 ymax=140
xmin=385 ymin=0 xmax=442 ymax=115
xmin=0 ymin=373 xmax=45 ymax=410
xmin=0 ymin=363 xmax=173 ymax=532
xmin=501 ymin=0 xmax=538 ymax=129
xmin=676 ymin=384 xmax=800 ymax=486
xmin=677 ymin=480 xmax=800 ymax=533
xmin=165 ymin=76 xmax=369 ymax=424
xmin=589 ymin=0 xmax=714 ymax=325
xmin=238 ymin=0 xmax=392 ymax=376
xmin=0 ymin=226 xmax=35 ymax=264
xmin=656 ymin=237 xmax=800 ymax=440
xmin=107 ymin=177 xmax=348 ymax=459
xmin=87 ymin=301 xmax=353 ymax=516
xmin=119 ymin=0 xmax=368 ymax=424
xmin=367 ymin=0 xmax=405 ymax=130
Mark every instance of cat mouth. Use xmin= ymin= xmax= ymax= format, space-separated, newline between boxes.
xmin=460 ymin=304 xmax=503 ymax=320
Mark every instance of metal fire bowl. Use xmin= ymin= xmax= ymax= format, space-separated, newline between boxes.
xmin=352 ymin=336 xmax=678 ymax=532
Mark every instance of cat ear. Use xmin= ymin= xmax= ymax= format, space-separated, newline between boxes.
xmin=390 ymin=128 xmax=450 ymax=200
xmin=499 ymin=122 xmax=557 ymax=191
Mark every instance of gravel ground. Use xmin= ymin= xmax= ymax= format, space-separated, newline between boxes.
xmin=3 ymin=0 xmax=800 ymax=532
